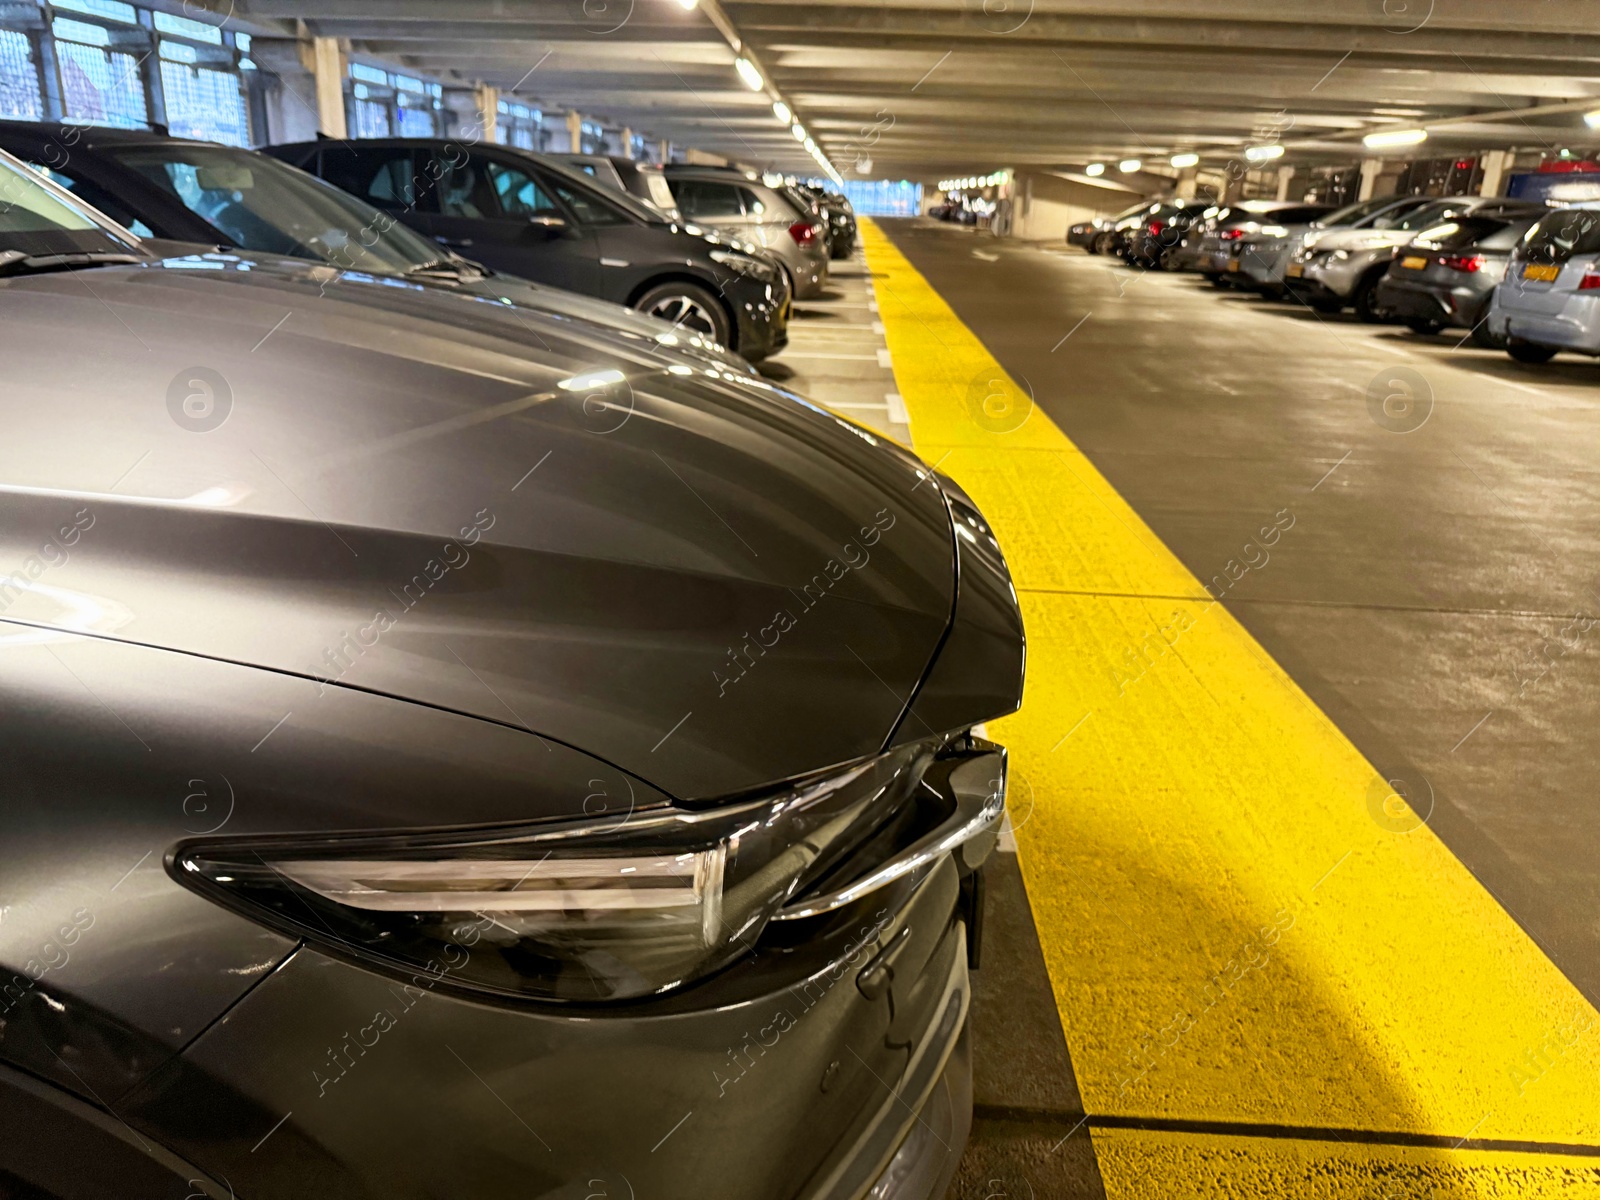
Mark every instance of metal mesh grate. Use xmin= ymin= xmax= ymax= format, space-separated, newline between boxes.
xmin=0 ymin=29 xmax=42 ymax=120
xmin=159 ymin=59 xmax=250 ymax=146
xmin=57 ymin=37 xmax=147 ymax=128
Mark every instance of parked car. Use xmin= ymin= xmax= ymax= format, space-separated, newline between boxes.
xmin=1289 ymin=196 xmax=1547 ymax=320
xmin=1487 ymin=203 xmax=1600 ymax=362
xmin=1125 ymin=200 xmax=1215 ymax=269
xmin=551 ymin=152 xmax=681 ymax=220
xmin=267 ymin=136 xmax=791 ymax=359
xmin=780 ymin=179 xmax=840 ymax=255
xmin=1096 ymin=200 xmax=1163 ymax=256
xmin=1197 ymin=201 xmax=1330 ymax=285
xmin=0 ymin=146 xmax=1023 ymax=1200
xmin=0 ymin=120 xmax=763 ymax=374
xmin=1231 ymin=195 xmax=1430 ymax=296
xmin=1066 ymin=219 xmax=1099 ymax=248
xmin=662 ymin=164 xmax=830 ymax=298
xmin=1076 ymin=201 xmax=1152 ymax=255
xmin=1375 ymin=211 xmax=1543 ymax=346
xmin=799 ymin=183 xmax=858 ymax=259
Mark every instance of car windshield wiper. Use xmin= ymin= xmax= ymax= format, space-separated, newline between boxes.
xmin=403 ymin=257 xmax=488 ymax=282
xmin=0 ymin=249 xmax=144 ymax=278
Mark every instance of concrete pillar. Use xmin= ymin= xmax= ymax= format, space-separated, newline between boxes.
xmin=1275 ymin=165 xmax=1296 ymax=201
xmin=565 ymin=109 xmax=584 ymax=154
xmin=658 ymin=139 xmax=671 ymax=164
xmin=620 ymin=127 xmax=634 ymax=159
xmin=249 ymin=37 xmax=319 ymax=144
xmin=439 ymin=86 xmax=489 ymax=141
xmin=310 ymin=36 xmax=346 ymax=140
xmin=1176 ymin=165 xmax=1199 ymax=198
xmin=1358 ymin=157 xmax=1382 ymax=201
xmin=1479 ymin=149 xmax=1509 ymax=197
xmin=476 ymin=84 xmax=498 ymax=143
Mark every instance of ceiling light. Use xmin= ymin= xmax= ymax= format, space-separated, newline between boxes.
xmin=1586 ymin=109 xmax=1600 ymax=129
xmin=772 ymin=101 xmax=791 ymax=125
xmin=734 ymin=57 xmax=763 ymax=92
xmin=674 ymin=0 xmax=697 ymax=7
xmin=1119 ymin=158 xmax=1142 ymax=173
xmin=1170 ymin=152 xmax=1199 ymax=169
xmin=1244 ymin=144 xmax=1284 ymax=162
xmin=804 ymin=137 xmax=817 ymax=153
xmin=792 ymin=123 xmax=806 ymax=141
xmin=1084 ymin=162 xmax=1106 ymax=177
xmin=1362 ymin=127 xmax=1427 ymax=149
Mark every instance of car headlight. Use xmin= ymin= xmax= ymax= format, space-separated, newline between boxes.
xmin=709 ymin=248 xmax=774 ymax=279
xmin=171 ymin=740 xmax=944 ymax=1004
xmin=1330 ymin=249 xmax=1350 ymax=261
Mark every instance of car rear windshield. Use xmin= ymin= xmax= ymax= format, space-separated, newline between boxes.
xmin=107 ymin=143 xmax=442 ymax=274
xmin=0 ymin=154 xmax=143 ymax=259
xmin=1521 ymin=208 xmax=1600 ymax=261
xmin=1411 ymin=216 xmax=1511 ymax=250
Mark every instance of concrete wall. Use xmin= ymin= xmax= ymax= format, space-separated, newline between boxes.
xmin=1013 ymin=171 xmax=1144 ymax=241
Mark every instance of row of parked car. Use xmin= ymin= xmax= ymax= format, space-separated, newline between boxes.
xmin=1071 ymin=192 xmax=1600 ymax=364
xmin=0 ymin=119 xmax=858 ymax=364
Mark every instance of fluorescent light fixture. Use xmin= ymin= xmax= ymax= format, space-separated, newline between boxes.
xmin=1245 ymin=143 xmax=1285 ymax=162
xmin=1084 ymin=162 xmax=1106 ymax=177
xmin=674 ymin=0 xmax=697 ymax=8
xmin=1119 ymin=158 xmax=1142 ymax=173
xmin=1586 ymin=109 xmax=1600 ymax=130
xmin=804 ymin=137 xmax=817 ymax=153
xmin=1170 ymin=152 xmax=1200 ymax=169
xmin=792 ymin=123 xmax=806 ymax=142
xmin=1362 ymin=127 xmax=1427 ymax=149
xmin=734 ymin=57 xmax=763 ymax=91
xmin=772 ymin=100 xmax=791 ymax=125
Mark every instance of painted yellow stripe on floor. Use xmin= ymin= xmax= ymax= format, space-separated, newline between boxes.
xmin=858 ymin=219 xmax=1600 ymax=1172
xmin=1090 ymin=1128 xmax=1600 ymax=1198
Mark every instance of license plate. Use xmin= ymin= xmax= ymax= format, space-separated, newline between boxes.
xmin=1523 ymin=263 xmax=1560 ymax=282
xmin=1227 ymin=259 xmax=1241 ymax=272
xmin=1401 ymin=255 xmax=1428 ymax=270
xmin=1286 ymin=263 xmax=1304 ymax=278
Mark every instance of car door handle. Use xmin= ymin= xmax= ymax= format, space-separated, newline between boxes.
xmin=771 ymin=748 xmax=1006 ymax=921
xmin=436 ymin=236 xmax=474 ymax=248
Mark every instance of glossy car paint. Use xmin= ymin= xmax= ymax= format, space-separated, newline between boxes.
xmin=0 ymin=155 xmax=1024 ymax=1198
xmin=665 ymin=166 xmax=831 ymax=299
xmin=1375 ymin=214 xmax=1538 ymax=336
xmin=266 ymin=138 xmax=789 ymax=361
xmin=1488 ymin=203 xmax=1600 ymax=355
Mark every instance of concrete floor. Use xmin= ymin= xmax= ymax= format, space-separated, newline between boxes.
xmin=799 ymin=218 xmax=1600 ymax=1197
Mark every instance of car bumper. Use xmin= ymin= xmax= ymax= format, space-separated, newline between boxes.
xmin=118 ymin=827 xmax=982 ymax=1199
xmin=727 ymin=271 xmax=791 ymax=361
xmin=1500 ymin=307 xmax=1600 ymax=354
xmin=1376 ymin=276 xmax=1492 ymax=329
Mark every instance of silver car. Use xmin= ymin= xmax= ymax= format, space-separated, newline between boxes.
xmin=1195 ymin=200 xmax=1313 ymax=283
xmin=664 ymin=166 xmax=831 ymax=299
xmin=1292 ymin=196 xmax=1544 ymax=318
xmin=1488 ymin=203 xmax=1600 ymax=362
xmin=1234 ymin=195 xmax=1432 ymax=296
xmin=551 ymin=152 xmax=682 ymax=220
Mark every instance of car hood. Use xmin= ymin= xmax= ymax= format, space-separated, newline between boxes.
xmin=0 ymin=252 xmax=959 ymax=799
xmin=1308 ymin=227 xmax=1417 ymax=252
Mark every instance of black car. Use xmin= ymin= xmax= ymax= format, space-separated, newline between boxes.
xmin=1125 ymin=200 xmax=1215 ymax=269
xmin=802 ymin=184 xmax=858 ymax=259
xmin=0 ymin=149 xmax=1022 ymax=1199
xmin=267 ymin=136 xmax=790 ymax=360
xmin=1376 ymin=211 xmax=1545 ymax=346
xmin=0 ymin=121 xmax=767 ymax=374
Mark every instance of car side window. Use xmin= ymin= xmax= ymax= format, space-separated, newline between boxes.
xmin=320 ymin=148 xmax=426 ymax=213
xmin=27 ymin=163 xmax=154 ymax=236
xmin=673 ymin=180 xmax=745 ymax=219
xmin=740 ymin=188 xmax=769 ymax=217
xmin=546 ymin=178 xmax=626 ymax=226
xmin=432 ymin=153 xmax=503 ymax=218
xmin=482 ymin=159 xmax=561 ymax=219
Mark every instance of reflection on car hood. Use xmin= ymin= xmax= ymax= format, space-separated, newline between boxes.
xmin=0 ymin=252 xmax=958 ymax=798
xmin=1307 ymin=228 xmax=1416 ymax=252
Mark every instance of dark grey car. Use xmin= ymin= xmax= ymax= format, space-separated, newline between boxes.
xmin=267 ymin=137 xmax=790 ymax=361
xmin=0 ymin=151 xmax=1023 ymax=1198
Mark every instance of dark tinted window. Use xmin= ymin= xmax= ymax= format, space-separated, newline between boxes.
xmin=27 ymin=163 xmax=154 ymax=236
xmin=547 ymin=177 xmax=626 ymax=225
xmin=1274 ymin=205 xmax=1332 ymax=224
xmin=1411 ymin=217 xmax=1507 ymax=250
xmin=482 ymin=159 xmax=559 ymax=218
xmin=318 ymin=147 xmax=427 ymax=212
xmin=673 ymin=179 xmax=745 ymax=219
xmin=434 ymin=154 xmax=509 ymax=218
xmin=1523 ymin=209 xmax=1600 ymax=261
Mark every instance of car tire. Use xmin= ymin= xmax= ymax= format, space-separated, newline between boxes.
xmin=1207 ymin=274 xmax=1229 ymax=288
xmin=1406 ymin=318 xmax=1444 ymax=335
xmin=1506 ymin=338 xmax=1559 ymax=364
xmin=1309 ymin=296 xmax=1344 ymax=313
xmin=635 ymin=281 xmax=733 ymax=348
xmin=1352 ymin=272 xmax=1393 ymax=323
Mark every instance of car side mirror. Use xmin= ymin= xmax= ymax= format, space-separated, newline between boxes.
xmin=529 ymin=214 xmax=568 ymax=239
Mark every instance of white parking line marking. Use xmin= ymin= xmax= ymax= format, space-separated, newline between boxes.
xmin=877 ymin=348 xmax=894 ymax=369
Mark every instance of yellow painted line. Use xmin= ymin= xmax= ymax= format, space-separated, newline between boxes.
xmin=1090 ymin=1128 xmax=1600 ymax=1199
xmin=859 ymin=219 xmax=1600 ymax=1182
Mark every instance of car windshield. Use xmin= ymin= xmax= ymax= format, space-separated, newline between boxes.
xmin=1381 ymin=201 xmax=1457 ymax=232
xmin=0 ymin=152 xmax=143 ymax=259
xmin=105 ymin=143 xmax=447 ymax=274
xmin=1320 ymin=195 xmax=1406 ymax=226
xmin=533 ymin=154 xmax=666 ymax=224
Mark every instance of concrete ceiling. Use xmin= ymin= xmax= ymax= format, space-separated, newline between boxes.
xmin=229 ymin=0 xmax=1600 ymax=180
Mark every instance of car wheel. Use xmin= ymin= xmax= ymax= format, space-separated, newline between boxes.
xmin=1309 ymin=296 xmax=1344 ymax=313
xmin=1352 ymin=273 xmax=1393 ymax=322
xmin=1207 ymin=274 xmax=1230 ymax=288
xmin=1406 ymin=318 xmax=1444 ymax=335
xmin=1506 ymin=337 xmax=1559 ymax=364
xmin=635 ymin=282 xmax=732 ymax=347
